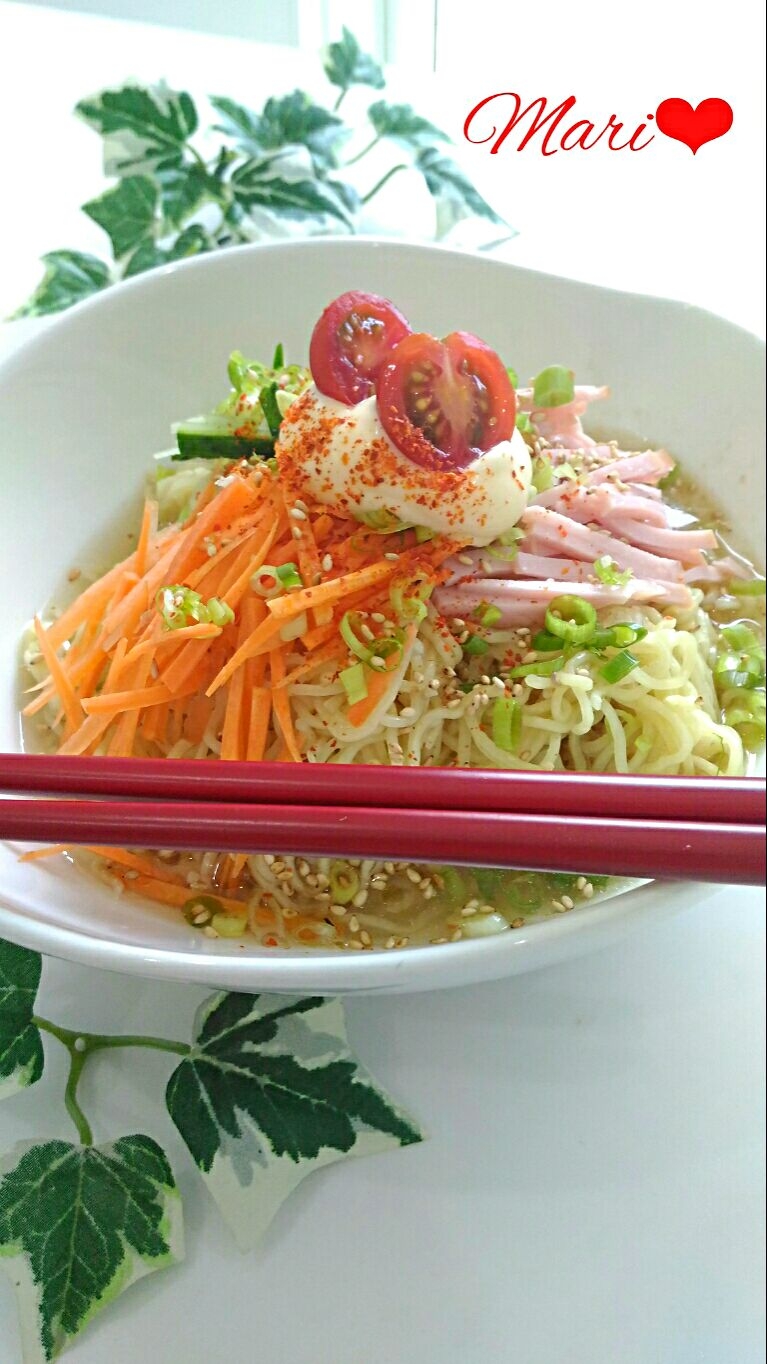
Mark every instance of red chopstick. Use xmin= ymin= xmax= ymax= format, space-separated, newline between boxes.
xmin=1 ymin=754 xmax=764 ymax=825
xmin=1 ymin=798 xmax=764 ymax=885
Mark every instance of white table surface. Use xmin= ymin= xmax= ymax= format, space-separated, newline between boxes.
xmin=0 ymin=6 xmax=765 ymax=1361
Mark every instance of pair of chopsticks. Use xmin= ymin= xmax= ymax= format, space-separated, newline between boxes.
xmin=1 ymin=753 xmax=764 ymax=885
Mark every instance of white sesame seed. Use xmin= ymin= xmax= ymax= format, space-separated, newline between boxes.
xmin=384 ymin=862 xmax=395 ymax=874
xmin=67 ymin=567 xmax=82 ymax=582
xmin=291 ymin=526 xmax=303 ymax=540
xmin=384 ymin=552 xmax=399 ymax=561
xmin=352 ymin=890 xmax=368 ymax=908
xmin=360 ymin=930 xmax=372 ymax=946
xmin=370 ymin=656 xmax=386 ymax=669
xmin=263 ymin=854 xmax=275 ymax=865
xmin=576 ymin=876 xmax=587 ymax=890
xmin=203 ymin=925 xmax=219 ymax=938
xmin=452 ymin=618 xmax=466 ymax=630
xmin=561 ymin=895 xmax=574 ymax=909
xmin=371 ymin=612 xmax=386 ymax=624
xmin=348 ymin=915 xmax=360 ymax=932
xmin=451 ymin=929 xmax=463 ymax=942
xmin=290 ymin=507 xmax=307 ymax=520
xmin=330 ymin=904 xmax=347 ymax=916
xmin=480 ymin=674 xmax=491 ymax=685
xmin=461 ymin=905 xmax=477 ymax=917
xmin=491 ymin=676 xmax=505 ymax=692
xmin=551 ymin=900 xmax=566 ymax=913
xmin=447 ymin=698 xmax=462 ymax=709
xmin=385 ymin=936 xmax=397 ymax=949
xmin=321 ymin=554 xmax=334 ymax=572
xmin=406 ymin=868 xmax=422 ymax=884
xmin=582 ymin=882 xmax=595 ymax=898
xmin=478 ymin=903 xmax=496 ymax=915
xmin=457 ymin=554 xmax=474 ymax=566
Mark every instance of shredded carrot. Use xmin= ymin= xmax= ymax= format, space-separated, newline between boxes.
xmin=277 ymin=638 xmax=345 ymax=688
xmin=142 ymin=699 xmax=170 ymax=747
xmin=269 ymin=650 xmax=302 ymax=761
xmin=246 ymin=686 xmax=272 ymax=762
xmin=135 ymin=498 xmax=158 ymax=577
xmin=267 ymin=559 xmax=400 ymax=622
xmin=299 ymin=619 xmax=340 ymax=653
xmin=220 ymin=607 xmax=252 ymax=761
xmin=84 ymin=846 xmax=189 ymax=885
xmin=125 ymin=622 xmax=221 ymax=661
xmin=346 ymin=622 xmax=418 ymax=728
xmin=206 ymin=614 xmax=285 ymax=696
xmin=110 ymin=870 xmax=247 ymax=914
xmin=33 ymin=617 xmax=84 ymax=733
xmin=18 ymin=844 xmax=69 ymax=863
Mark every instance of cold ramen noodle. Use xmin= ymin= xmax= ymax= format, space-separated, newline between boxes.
xmin=21 ymin=291 xmax=766 ymax=950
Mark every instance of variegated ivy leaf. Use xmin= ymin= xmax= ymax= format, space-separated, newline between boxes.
xmin=230 ymin=158 xmax=353 ymax=227
xmin=0 ymin=939 xmax=43 ymax=1100
xmin=416 ymin=146 xmax=507 ymax=238
xmin=82 ymin=175 xmax=158 ymax=259
xmin=76 ymin=83 xmax=198 ymax=176
xmin=324 ymin=27 xmax=385 ymax=97
xmin=11 ymin=251 xmax=110 ymax=319
xmin=123 ymin=225 xmax=211 ymax=278
xmin=0 ymin=1136 xmax=184 ymax=1363
xmin=368 ymin=100 xmax=450 ymax=149
xmin=166 ymin=993 xmax=423 ymax=1249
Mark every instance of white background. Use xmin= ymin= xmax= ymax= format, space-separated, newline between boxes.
xmin=0 ymin=0 xmax=765 ymax=333
xmin=0 ymin=4 xmax=764 ymax=1362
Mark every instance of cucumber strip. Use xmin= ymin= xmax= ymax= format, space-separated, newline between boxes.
xmin=172 ymin=431 xmax=275 ymax=461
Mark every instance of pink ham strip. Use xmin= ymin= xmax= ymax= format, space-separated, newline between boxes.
xmin=435 ymin=577 xmax=695 ymax=630
xmin=585 ymin=449 xmax=675 ymax=486
xmin=520 ymin=506 xmax=683 ymax=581
xmin=515 ymin=385 xmax=609 ymax=449
xmin=530 ymin=483 xmax=715 ymax=565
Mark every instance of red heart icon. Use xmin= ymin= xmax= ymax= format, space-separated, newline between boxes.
xmin=655 ymin=98 xmax=733 ymax=154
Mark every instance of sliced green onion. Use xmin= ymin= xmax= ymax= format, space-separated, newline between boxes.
xmin=593 ymin=555 xmax=632 ymax=588
xmin=498 ymin=527 xmax=525 ymax=548
xmin=657 ymin=465 xmax=680 ymax=492
xmin=182 ymin=894 xmax=222 ymax=928
xmin=251 ymin=565 xmax=282 ymax=598
xmin=531 ymin=456 xmax=555 ymax=493
xmin=275 ymin=562 xmax=304 ymax=591
xmin=415 ymin=525 xmax=436 ymax=544
xmin=508 ymin=654 xmax=565 ymax=678
xmin=329 ymin=860 xmax=360 ymax=905
xmin=391 ymin=573 xmax=434 ymax=622
xmin=272 ymin=342 xmax=285 ymax=369
xmin=532 ymin=364 xmax=575 ymax=408
xmin=727 ymin=577 xmax=766 ymax=596
xmin=211 ymin=913 xmax=248 ymax=938
xmin=589 ymin=624 xmax=647 ymax=652
xmin=340 ymin=611 xmax=374 ymax=662
xmin=476 ymin=603 xmax=503 ymax=627
xmin=600 ymin=649 xmax=639 ymax=683
xmin=206 ymin=597 xmax=235 ymax=628
xmin=340 ymin=662 xmax=368 ymax=706
xmin=463 ymin=634 xmax=490 ymax=656
xmin=545 ymin=595 xmax=598 ymax=645
xmin=491 ymin=695 xmax=521 ymax=752
xmin=506 ymin=365 xmax=519 ymax=387
xmin=531 ymin=630 xmax=565 ymax=652
xmin=515 ymin=411 xmax=532 ymax=434
xmin=227 ymin=350 xmax=250 ymax=391
xmin=720 ymin=622 xmax=763 ymax=653
xmin=439 ymin=865 xmax=466 ymax=908
xmin=156 ymin=584 xmax=207 ymax=630
xmin=359 ymin=508 xmax=411 ymax=535
xmin=259 ymin=381 xmax=282 ymax=440
xmin=368 ymin=635 xmax=404 ymax=672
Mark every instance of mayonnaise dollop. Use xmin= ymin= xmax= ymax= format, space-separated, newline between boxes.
xmin=277 ymin=387 xmax=531 ymax=546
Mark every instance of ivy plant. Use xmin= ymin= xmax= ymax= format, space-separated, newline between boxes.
xmin=14 ymin=27 xmax=508 ymax=319
xmin=0 ymin=937 xmax=422 ymax=1361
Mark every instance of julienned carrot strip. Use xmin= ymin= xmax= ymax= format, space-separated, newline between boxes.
xmin=18 ymin=844 xmax=69 ymax=863
xmin=82 ymin=675 xmax=198 ymax=716
xmin=23 ymin=642 xmax=106 ymax=717
xmin=206 ymin=614 xmax=285 ymax=696
xmin=293 ymin=512 xmax=333 ymax=627
xmin=84 ymin=846 xmax=188 ymax=885
xmin=242 ymin=597 xmax=267 ymax=692
xmin=246 ymin=686 xmax=272 ymax=761
xmin=111 ymin=871 xmax=247 ymax=914
xmin=299 ymin=620 xmax=339 ymax=653
xmin=98 ymin=537 xmax=185 ymax=649
xmin=58 ymin=639 xmax=129 ymax=756
xmin=223 ymin=853 xmax=248 ymax=891
xmin=166 ymin=702 xmax=185 ymax=748
xmin=107 ymin=653 xmax=153 ymax=757
xmin=182 ymin=691 xmax=211 ymax=746
xmin=135 ymin=498 xmax=158 ymax=578
xmin=345 ymin=622 xmax=418 ymax=728
xmin=222 ymin=518 xmax=281 ymax=604
xmin=277 ymin=638 xmax=345 ymax=688
xmin=312 ymin=513 xmax=335 ymax=545
xmin=126 ymin=622 xmax=221 ymax=661
xmin=45 ymin=554 xmax=138 ymax=649
xmin=220 ymin=607 xmax=251 ymax=762
xmin=33 ymin=618 xmax=84 ymax=733
xmin=142 ymin=699 xmax=170 ymax=747
xmin=269 ymin=650 xmax=302 ymax=762
xmin=267 ymin=560 xmax=400 ymax=622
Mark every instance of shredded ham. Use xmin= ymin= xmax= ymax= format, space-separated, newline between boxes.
xmin=516 ymin=384 xmax=609 ymax=449
xmin=435 ymin=577 xmax=695 ymax=629
xmin=520 ymin=505 xmax=684 ymax=581
xmin=585 ymin=449 xmax=675 ymax=486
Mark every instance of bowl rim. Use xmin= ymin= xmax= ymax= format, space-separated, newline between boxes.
xmin=0 ymin=236 xmax=760 ymax=990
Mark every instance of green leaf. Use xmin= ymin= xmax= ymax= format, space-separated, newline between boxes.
xmin=123 ymin=225 xmax=210 ymax=278
xmin=532 ymin=364 xmax=575 ymax=408
xmin=415 ymin=147 xmax=506 ymax=237
xmin=324 ymin=27 xmax=385 ymax=96
xmin=76 ymin=83 xmax=198 ymax=175
xmin=0 ymin=939 xmax=43 ymax=1100
xmin=209 ymin=95 xmax=263 ymax=153
xmin=231 ymin=160 xmax=353 ymax=226
xmin=12 ymin=251 xmax=110 ymax=319
xmin=166 ymin=992 xmax=423 ymax=1248
xmin=258 ymin=90 xmax=345 ymax=170
xmin=157 ymin=162 xmax=217 ymax=227
xmin=82 ymin=175 xmax=158 ymax=259
xmin=367 ymin=100 xmax=450 ymax=149
xmin=0 ymin=1135 xmax=183 ymax=1362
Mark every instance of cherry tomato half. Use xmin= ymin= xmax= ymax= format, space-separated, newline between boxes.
xmin=376 ymin=331 xmax=516 ymax=470
xmin=309 ymin=290 xmax=412 ymax=405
